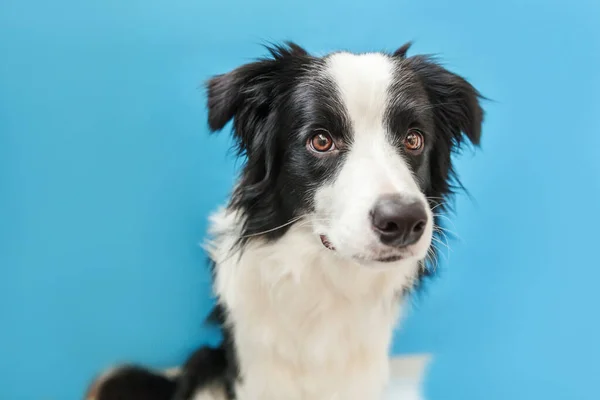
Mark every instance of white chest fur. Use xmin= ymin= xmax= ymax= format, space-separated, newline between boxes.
xmin=206 ymin=209 xmax=419 ymax=400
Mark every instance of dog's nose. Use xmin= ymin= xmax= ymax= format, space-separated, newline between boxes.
xmin=370 ymin=195 xmax=428 ymax=247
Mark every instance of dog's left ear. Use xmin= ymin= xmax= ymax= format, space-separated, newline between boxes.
xmin=399 ymin=52 xmax=484 ymax=147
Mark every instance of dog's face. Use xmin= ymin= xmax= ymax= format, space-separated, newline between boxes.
xmin=207 ymin=43 xmax=483 ymax=267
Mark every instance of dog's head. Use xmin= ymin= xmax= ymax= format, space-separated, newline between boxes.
xmin=207 ymin=42 xmax=483 ymax=268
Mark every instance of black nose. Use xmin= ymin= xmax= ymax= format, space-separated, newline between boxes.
xmin=370 ymin=195 xmax=428 ymax=247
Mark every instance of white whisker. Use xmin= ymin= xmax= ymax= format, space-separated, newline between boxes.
xmin=430 ymin=202 xmax=447 ymax=211
xmin=240 ymin=216 xmax=335 ymax=239
xmin=239 ymin=215 xmax=307 ymax=238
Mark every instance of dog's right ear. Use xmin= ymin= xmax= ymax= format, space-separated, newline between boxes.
xmin=205 ymin=42 xmax=309 ymax=151
xmin=206 ymin=71 xmax=241 ymax=133
xmin=206 ymin=61 xmax=271 ymax=133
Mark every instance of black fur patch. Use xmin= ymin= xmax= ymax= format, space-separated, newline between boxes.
xmin=172 ymin=346 xmax=229 ymax=400
xmin=94 ymin=366 xmax=176 ymax=400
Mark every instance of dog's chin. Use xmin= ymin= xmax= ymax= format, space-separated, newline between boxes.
xmin=353 ymin=253 xmax=408 ymax=266
xmin=319 ymin=235 xmax=412 ymax=266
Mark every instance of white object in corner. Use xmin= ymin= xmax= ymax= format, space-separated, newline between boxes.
xmin=384 ymin=354 xmax=431 ymax=400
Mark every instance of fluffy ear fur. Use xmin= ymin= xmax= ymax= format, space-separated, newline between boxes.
xmin=392 ymin=41 xmax=413 ymax=59
xmin=404 ymin=56 xmax=484 ymax=203
xmin=205 ymin=42 xmax=309 ymax=153
xmin=404 ymin=55 xmax=484 ymax=147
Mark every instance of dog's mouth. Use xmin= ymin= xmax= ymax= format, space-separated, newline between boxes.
xmin=319 ymin=235 xmax=404 ymax=263
xmin=372 ymin=254 xmax=404 ymax=263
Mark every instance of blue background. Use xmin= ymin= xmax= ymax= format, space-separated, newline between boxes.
xmin=1 ymin=0 xmax=599 ymax=399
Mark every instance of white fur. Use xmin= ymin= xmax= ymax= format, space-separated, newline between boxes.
xmin=192 ymin=384 xmax=228 ymax=400
xmin=205 ymin=210 xmax=411 ymax=400
xmin=198 ymin=53 xmax=434 ymax=400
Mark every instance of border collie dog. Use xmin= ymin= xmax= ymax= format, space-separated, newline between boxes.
xmin=87 ymin=42 xmax=483 ymax=400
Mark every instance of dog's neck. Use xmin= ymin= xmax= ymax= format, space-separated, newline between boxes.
xmin=205 ymin=206 xmax=420 ymax=400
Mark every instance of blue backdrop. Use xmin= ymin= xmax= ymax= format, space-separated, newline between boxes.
xmin=1 ymin=0 xmax=599 ymax=399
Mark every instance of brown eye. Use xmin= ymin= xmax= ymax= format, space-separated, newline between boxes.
xmin=308 ymin=131 xmax=335 ymax=153
xmin=404 ymin=129 xmax=424 ymax=153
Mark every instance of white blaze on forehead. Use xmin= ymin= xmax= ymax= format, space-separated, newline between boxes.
xmin=325 ymin=52 xmax=395 ymax=129
xmin=323 ymin=52 xmax=417 ymax=194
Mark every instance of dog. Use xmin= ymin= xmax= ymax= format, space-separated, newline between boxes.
xmin=86 ymin=41 xmax=484 ymax=400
